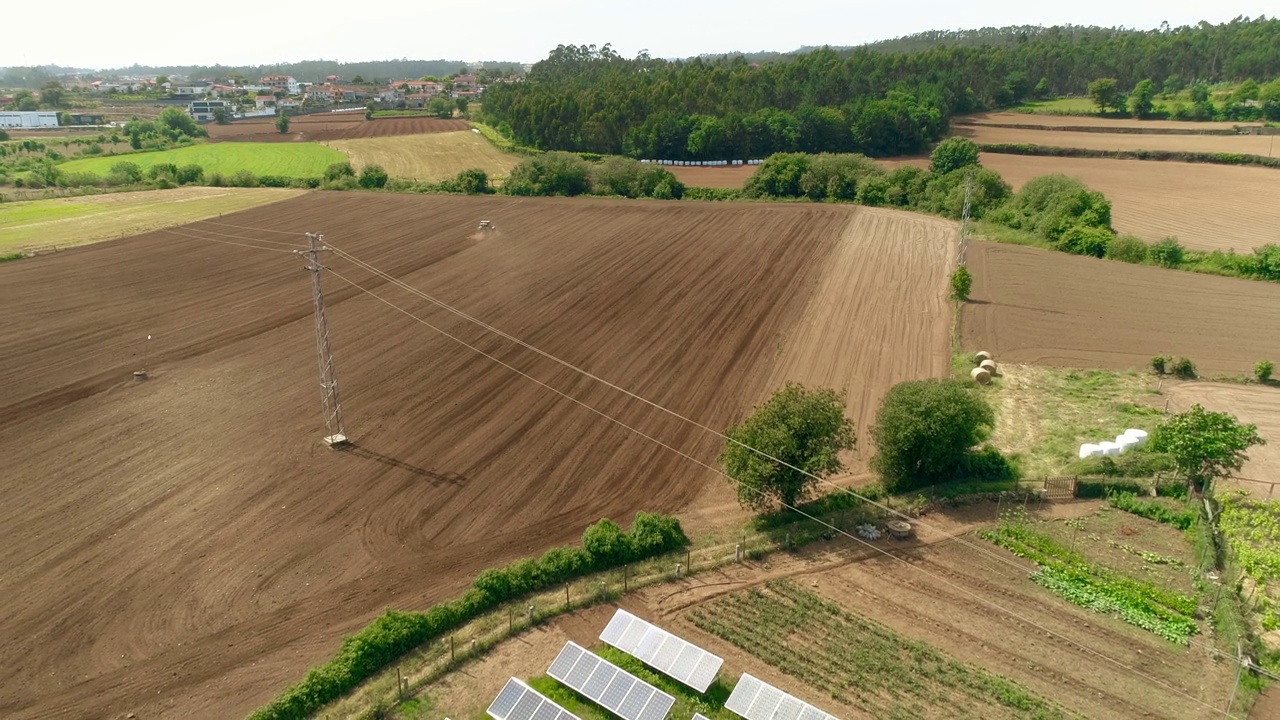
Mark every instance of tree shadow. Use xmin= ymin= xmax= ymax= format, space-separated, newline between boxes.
xmin=340 ymin=443 xmax=467 ymax=486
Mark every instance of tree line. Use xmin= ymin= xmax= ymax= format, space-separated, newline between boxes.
xmin=482 ymin=18 xmax=1280 ymax=159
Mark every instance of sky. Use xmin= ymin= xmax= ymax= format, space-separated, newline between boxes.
xmin=3 ymin=1 xmax=1274 ymax=69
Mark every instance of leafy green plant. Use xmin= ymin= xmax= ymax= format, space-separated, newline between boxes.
xmin=1170 ymin=357 xmax=1197 ymax=379
xmin=1256 ymin=360 xmax=1274 ymax=383
xmin=1106 ymin=492 xmax=1196 ymax=530
xmin=1150 ymin=355 xmax=1171 ymax=375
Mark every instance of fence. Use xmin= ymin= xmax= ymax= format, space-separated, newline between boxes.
xmin=638 ymin=159 xmax=764 ymax=166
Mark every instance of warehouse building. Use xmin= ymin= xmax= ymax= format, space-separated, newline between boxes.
xmin=0 ymin=111 xmax=60 ymax=128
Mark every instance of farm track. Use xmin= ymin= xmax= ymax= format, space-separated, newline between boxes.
xmin=0 ymin=196 xmax=951 ymax=718
xmin=959 ymin=240 xmax=1280 ymax=376
xmin=959 ymin=112 xmax=1257 ymax=132
xmin=956 ymin=124 xmax=1280 ymax=155
xmin=207 ymin=115 xmax=469 ymax=143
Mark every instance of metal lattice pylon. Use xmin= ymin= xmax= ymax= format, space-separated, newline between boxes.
xmin=301 ymin=232 xmax=349 ymax=447
xmin=957 ymin=170 xmax=974 ymax=266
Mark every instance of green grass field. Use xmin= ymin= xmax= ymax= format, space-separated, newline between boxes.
xmin=59 ymin=142 xmax=346 ymax=178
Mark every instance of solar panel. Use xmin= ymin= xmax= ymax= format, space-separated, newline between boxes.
xmin=598 ymin=609 xmax=725 ymax=693
xmin=487 ymin=678 xmax=579 ymax=720
xmin=724 ymin=673 xmax=838 ymax=720
xmin=547 ymin=641 xmax=675 ymax=720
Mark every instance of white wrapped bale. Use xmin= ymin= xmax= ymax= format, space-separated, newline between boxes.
xmin=1079 ymin=443 xmax=1100 ymax=459
xmin=1116 ymin=435 xmax=1139 ymax=454
xmin=1123 ymin=428 xmax=1149 ymax=447
xmin=1098 ymin=441 xmax=1121 ymax=457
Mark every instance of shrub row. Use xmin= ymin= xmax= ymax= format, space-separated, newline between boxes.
xmin=979 ymin=143 xmax=1280 ymax=170
xmin=501 ymin=153 xmax=685 ymax=199
xmin=1075 ymin=477 xmax=1187 ymax=499
xmin=1107 ymin=491 xmax=1197 ymax=530
xmin=249 ymin=512 xmax=686 ymax=720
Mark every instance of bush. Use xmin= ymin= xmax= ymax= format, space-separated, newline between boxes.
xmin=358 ymin=164 xmax=389 ymax=189
xmin=1057 ymin=224 xmax=1113 ymax=258
xmin=919 ymin=167 xmax=1010 ymax=219
xmin=176 ymin=164 xmax=204 ymax=185
xmin=1150 ymin=237 xmax=1184 ymax=268
xmin=581 ymin=519 xmax=634 ymax=568
xmin=950 ymin=265 xmax=972 ymax=301
xmin=147 ymin=162 xmax=179 ymax=181
xmin=929 ymin=136 xmax=981 ymax=174
xmin=109 ymin=161 xmax=143 ymax=184
xmin=439 ymin=168 xmax=491 ymax=194
xmin=57 ymin=172 xmax=102 ymax=188
xmin=1256 ymin=360 xmax=1274 ymax=383
xmin=503 ymin=152 xmax=592 ymax=196
xmin=1170 ymin=357 xmax=1197 ymax=379
xmin=1107 ymin=235 xmax=1149 ymax=263
xmin=1068 ymin=451 xmax=1175 ymax=478
xmin=744 ymin=152 xmax=882 ymax=201
xmin=956 ymin=446 xmax=1018 ymax=482
xmin=986 ymin=174 xmax=1112 ymax=243
xmin=324 ymin=175 xmax=358 ymax=191
xmin=231 ymin=170 xmax=260 ymax=188
xmin=207 ymin=172 xmax=228 ymax=187
xmin=1151 ymin=355 xmax=1172 ymax=375
xmin=591 ymin=157 xmax=684 ymax=199
xmin=324 ymin=162 xmax=355 ymax=182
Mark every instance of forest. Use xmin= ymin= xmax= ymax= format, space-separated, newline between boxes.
xmin=481 ymin=17 xmax=1280 ymax=160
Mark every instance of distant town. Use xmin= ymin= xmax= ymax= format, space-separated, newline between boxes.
xmin=0 ymin=63 xmax=529 ymax=128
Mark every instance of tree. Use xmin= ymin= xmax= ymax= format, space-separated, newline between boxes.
xmin=351 ymin=74 xmax=365 ymax=84
xmin=156 ymin=75 xmax=170 ymax=87
xmin=324 ymin=162 xmax=355 ymax=181
xmin=929 ymin=137 xmax=980 ymax=175
xmin=40 ymin=80 xmax=65 ymax=109
xmin=1261 ymin=79 xmax=1280 ymax=121
xmin=0 ymin=129 xmax=7 ymax=141
xmin=213 ymin=107 xmax=229 ymax=125
xmin=364 ymin=103 xmax=375 ymax=120
xmin=358 ymin=164 xmax=389 ymax=188
xmin=1087 ymin=78 xmax=1124 ymax=113
xmin=1255 ymin=360 xmax=1273 ymax=383
xmin=58 ymin=112 xmax=73 ymax=127
xmin=455 ymin=97 xmax=469 ymax=116
xmin=428 ymin=97 xmax=453 ymax=118
xmin=719 ymin=383 xmax=854 ymax=511
xmin=871 ymin=379 xmax=996 ymax=493
xmin=1149 ymin=405 xmax=1264 ymax=490
xmin=275 ymin=112 xmax=290 ymax=134
xmin=1162 ymin=75 xmax=1184 ymax=96
xmin=950 ymin=265 xmax=972 ymax=302
xmin=1129 ymin=79 xmax=1156 ymax=118
xmin=1233 ymin=79 xmax=1259 ymax=103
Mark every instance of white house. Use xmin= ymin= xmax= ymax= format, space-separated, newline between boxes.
xmin=0 ymin=111 xmax=60 ymax=128
xmin=254 ymin=95 xmax=277 ymax=110
xmin=174 ymin=82 xmax=211 ymax=97
xmin=260 ymin=75 xmax=300 ymax=95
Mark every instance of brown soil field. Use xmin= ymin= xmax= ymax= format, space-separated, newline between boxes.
xmin=330 ymin=131 xmax=520 ymax=182
xmin=956 ymin=124 xmax=1280 ymax=155
xmin=423 ymin=501 xmax=1236 ymax=720
xmin=1164 ymin=382 xmax=1280 ymax=499
xmin=207 ymin=114 xmax=469 ymax=143
xmin=666 ymin=164 xmax=756 ymax=188
xmin=959 ymin=111 xmax=1256 ymax=132
xmin=975 ymin=154 xmax=1280 ymax=253
xmin=0 ymin=196 xmax=951 ymax=718
xmin=960 ymin=240 xmax=1280 ymax=376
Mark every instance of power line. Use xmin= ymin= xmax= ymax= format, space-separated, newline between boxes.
xmin=159 ymin=226 xmax=300 ymax=254
xmin=323 ymin=241 xmax=1274 ymax=682
xmin=321 ymin=264 xmax=1242 ymax=719
xmin=188 ymin=218 xmax=308 ymax=242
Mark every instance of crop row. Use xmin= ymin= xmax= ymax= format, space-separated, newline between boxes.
xmin=981 ymin=520 xmax=1199 ymax=642
xmin=687 ymin=580 xmax=1071 ymax=719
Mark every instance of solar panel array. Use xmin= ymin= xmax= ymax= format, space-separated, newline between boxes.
xmin=599 ymin=609 xmax=725 ymax=693
xmin=724 ymin=673 xmax=838 ymax=720
xmin=547 ymin=641 xmax=675 ymax=720
xmin=487 ymin=677 xmax=580 ymax=720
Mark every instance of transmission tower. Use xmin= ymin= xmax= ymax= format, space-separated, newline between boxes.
xmin=957 ymin=171 xmax=974 ymax=266
xmin=300 ymin=233 xmax=349 ymax=448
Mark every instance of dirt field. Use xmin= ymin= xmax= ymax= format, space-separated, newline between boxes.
xmin=976 ymin=153 xmax=1280 ymax=253
xmin=666 ymin=164 xmax=756 ymax=188
xmin=330 ymin=130 xmax=520 ymax=181
xmin=0 ymin=187 xmax=306 ymax=252
xmin=1164 ymin=382 xmax=1280 ymax=499
xmin=206 ymin=114 xmax=469 ymax=143
xmin=422 ymin=501 xmax=1237 ymax=720
xmin=0 ymin=196 xmax=951 ymax=718
xmin=958 ymin=111 xmax=1258 ymax=132
xmin=960 ymin=240 xmax=1280 ymax=376
xmin=956 ymin=124 xmax=1280 ymax=155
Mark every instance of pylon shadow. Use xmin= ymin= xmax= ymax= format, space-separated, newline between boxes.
xmin=340 ymin=443 xmax=468 ymax=486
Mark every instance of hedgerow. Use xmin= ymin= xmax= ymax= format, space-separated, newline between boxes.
xmin=248 ymin=512 xmax=686 ymax=720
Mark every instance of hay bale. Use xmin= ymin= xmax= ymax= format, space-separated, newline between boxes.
xmin=1098 ymin=441 xmax=1121 ymax=457
xmin=1079 ymin=443 xmax=1100 ymax=459
xmin=970 ymin=367 xmax=991 ymax=385
xmin=1123 ymin=428 xmax=1149 ymax=447
xmin=975 ymin=351 xmax=992 ymax=363
xmin=979 ymin=359 xmax=997 ymax=374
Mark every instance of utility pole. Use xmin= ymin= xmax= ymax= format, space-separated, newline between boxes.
xmin=299 ymin=233 xmax=349 ymax=448
xmin=958 ymin=171 xmax=974 ymax=267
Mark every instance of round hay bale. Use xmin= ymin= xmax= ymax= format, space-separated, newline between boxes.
xmin=970 ymin=367 xmax=991 ymax=385
xmin=979 ymin=359 xmax=997 ymax=374
xmin=975 ymin=351 xmax=992 ymax=363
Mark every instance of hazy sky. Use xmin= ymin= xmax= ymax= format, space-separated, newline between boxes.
xmin=4 ymin=1 xmax=1274 ymax=69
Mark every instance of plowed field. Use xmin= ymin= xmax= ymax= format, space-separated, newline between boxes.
xmin=960 ymin=240 xmax=1280 ymax=376
xmin=1164 ymin=382 xmax=1280 ymax=498
xmin=957 ymin=124 xmax=1280 ymax=155
xmin=207 ymin=114 xmax=468 ymax=143
xmin=976 ymin=154 xmax=1280 ymax=253
xmin=331 ymin=131 xmax=520 ymax=181
xmin=0 ymin=196 xmax=952 ymax=718
xmin=959 ymin=111 xmax=1255 ymax=131
xmin=666 ymin=164 xmax=755 ymax=188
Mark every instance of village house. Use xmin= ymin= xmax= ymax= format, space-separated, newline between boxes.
xmin=260 ymin=75 xmax=301 ymax=95
xmin=255 ymin=95 xmax=277 ymax=110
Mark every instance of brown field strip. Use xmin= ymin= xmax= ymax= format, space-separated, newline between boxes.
xmin=0 ymin=196 xmax=951 ymax=718
xmin=956 ymin=124 xmax=1279 ymax=155
xmin=1163 ymin=382 xmax=1280 ymax=498
xmin=960 ymin=240 xmax=1280 ymax=376
xmin=666 ymin=164 xmax=756 ymax=188
xmin=330 ymin=130 xmax=520 ymax=181
xmin=207 ymin=115 xmax=469 ymax=143
xmin=977 ymin=154 xmax=1280 ymax=253
xmin=958 ymin=111 xmax=1256 ymax=131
